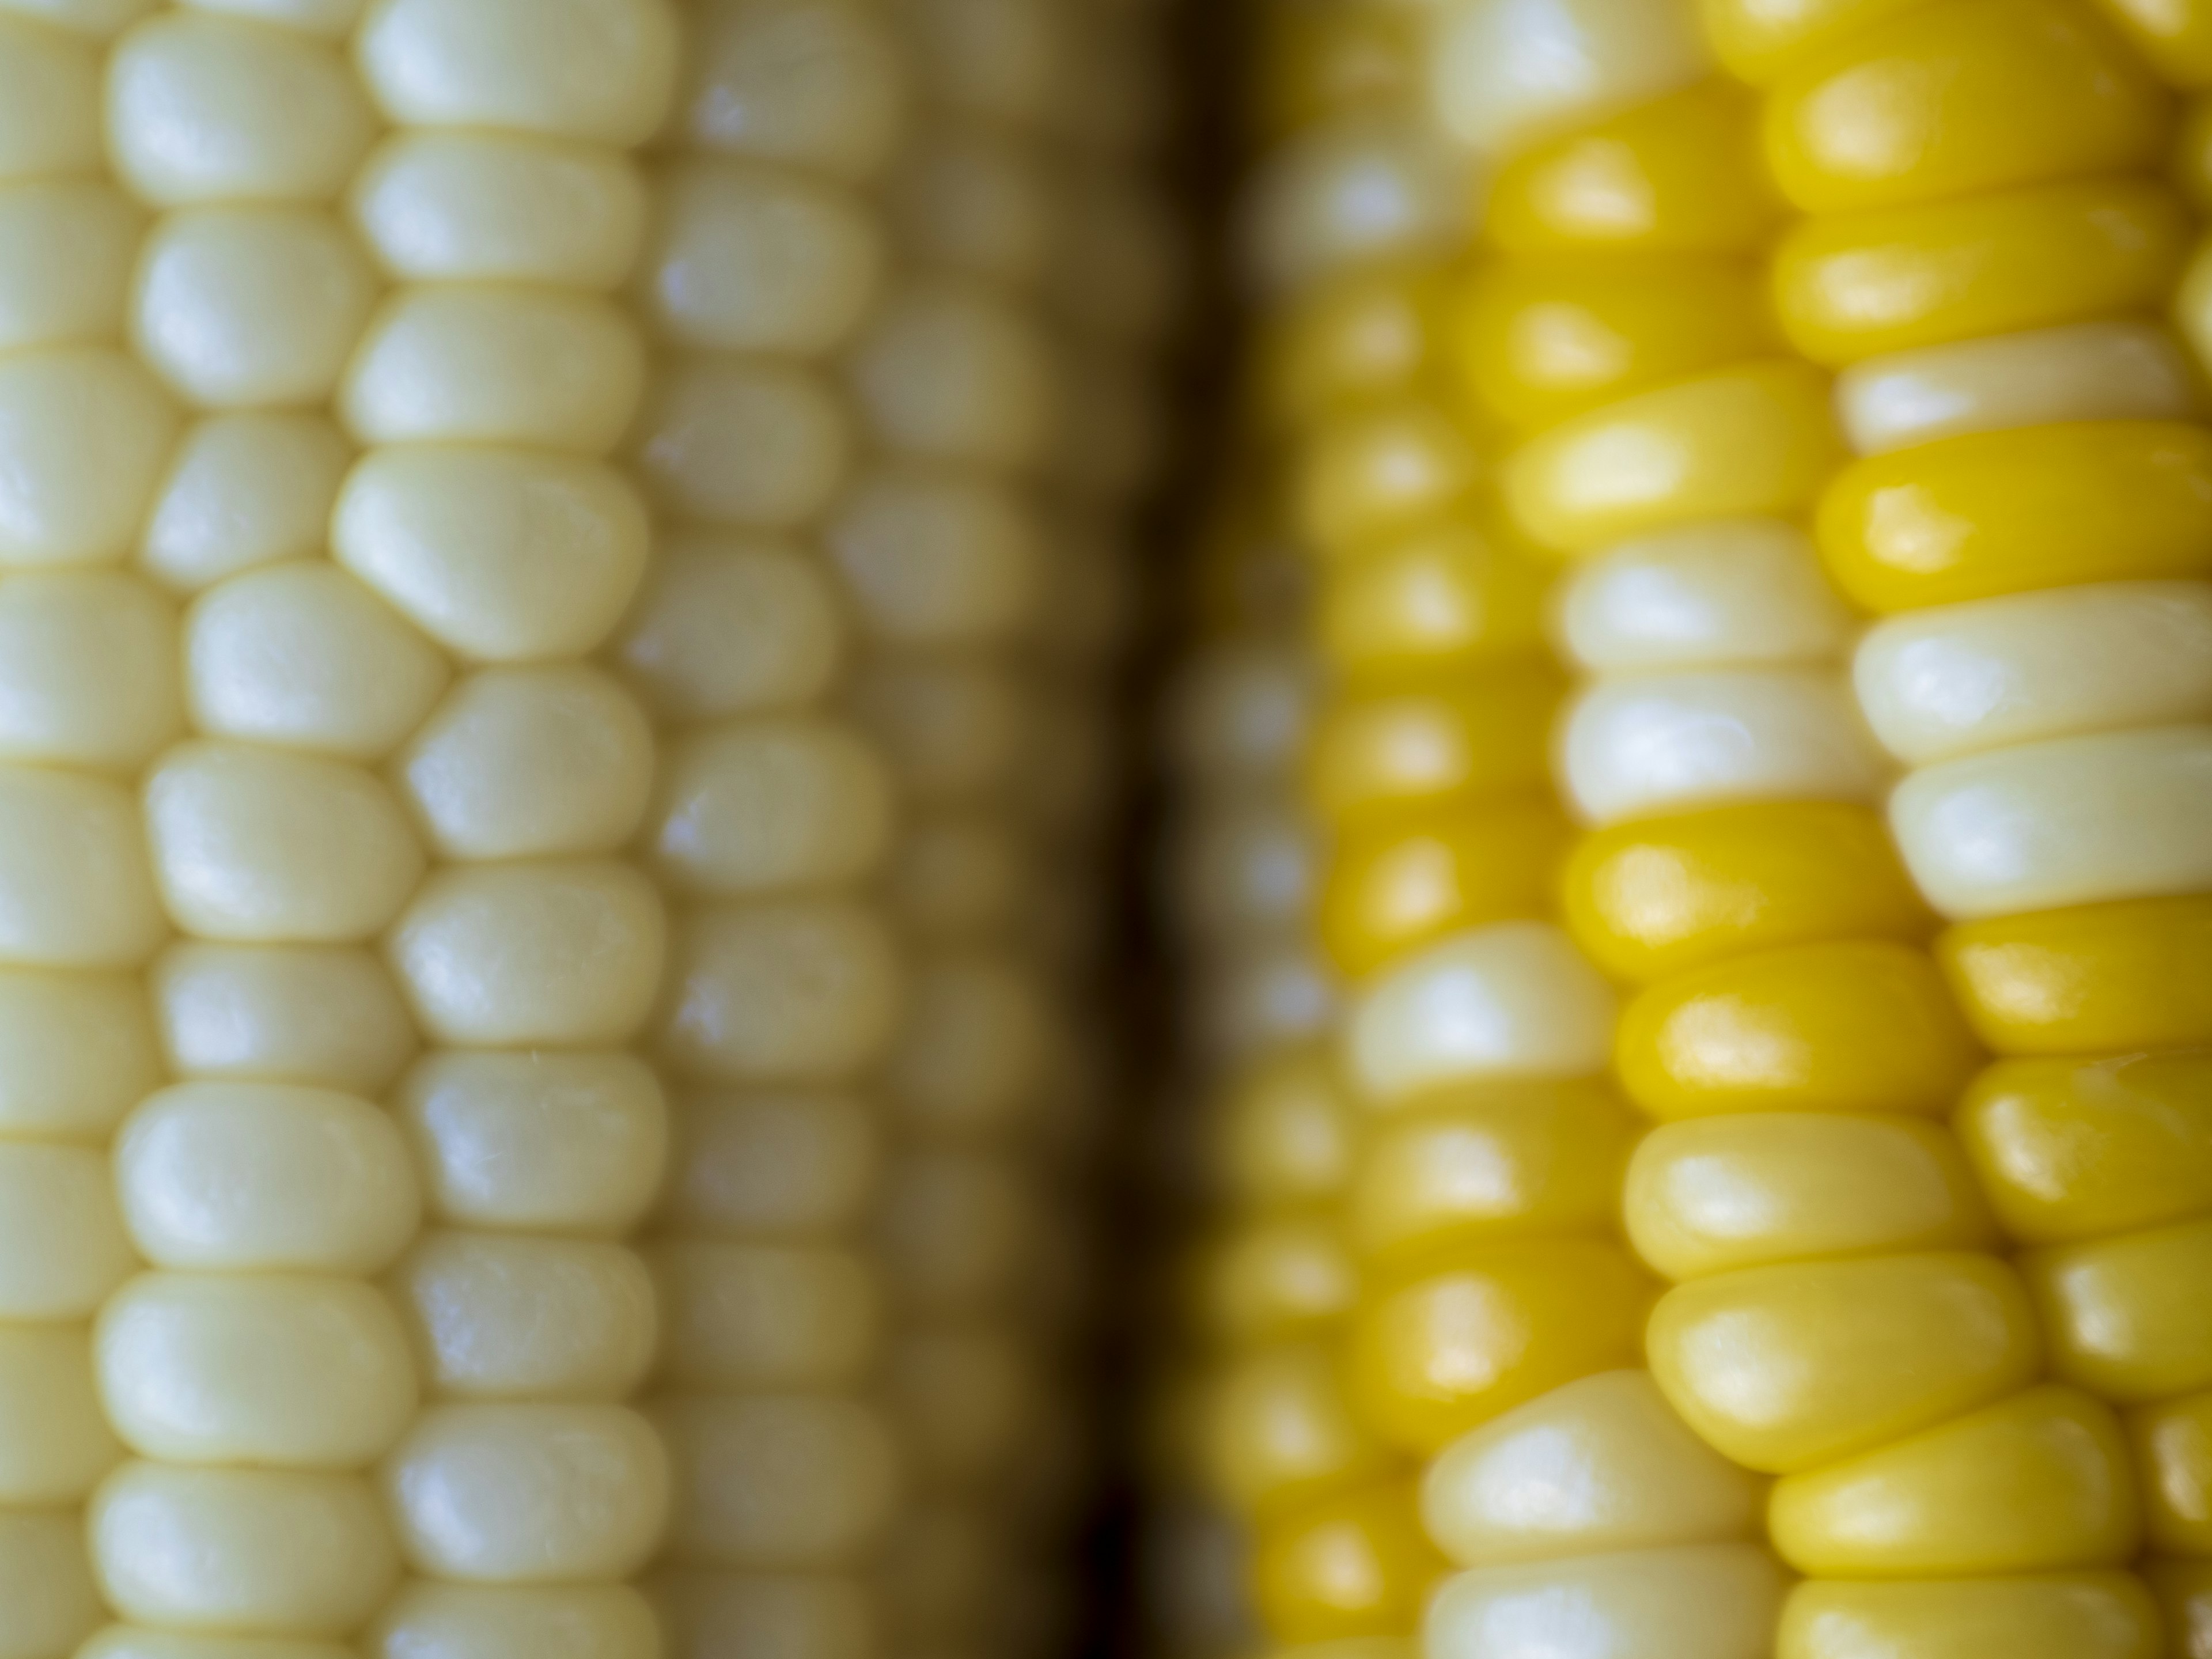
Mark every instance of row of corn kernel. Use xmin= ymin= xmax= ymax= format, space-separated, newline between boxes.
xmin=90 ymin=1 xmax=681 ymax=1652
xmin=630 ymin=5 xmax=908 ymax=1654
xmin=0 ymin=3 xmax=173 ymax=1650
xmin=1715 ymin=0 xmax=2212 ymax=1648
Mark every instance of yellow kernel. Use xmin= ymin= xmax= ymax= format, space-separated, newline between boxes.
xmin=1259 ymin=257 xmax=1443 ymax=427
xmin=660 ymin=1089 xmax=877 ymax=1241
xmin=2028 ymin=1218 xmax=2212 ymax=1403
xmin=845 ymin=276 xmax=1058 ymax=471
xmin=0 ymin=1509 xmax=102 ymax=1659
xmin=2133 ymin=1388 xmax=2212 ymax=1553
xmin=1940 ymin=895 xmax=2212 ymax=1055
xmin=1300 ymin=662 xmax=1562 ymax=827
xmin=1205 ymin=1341 xmax=1393 ymax=1518
xmin=1699 ymin=0 xmax=1937 ymax=84
xmin=0 ymin=968 xmax=160 ymax=1139
xmin=1293 ymin=395 xmax=1484 ymax=561
xmin=1204 ymin=1213 xmax=1360 ymax=1346
xmin=825 ymin=465 xmax=1041 ymax=649
xmin=1777 ymin=1572 xmax=2162 ymax=1659
xmin=1249 ymin=1480 xmax=1444 ymax=1645
xmin=1316 ymin=517 xmax=1551 ymax=684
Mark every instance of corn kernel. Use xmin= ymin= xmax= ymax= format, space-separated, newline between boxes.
xmin=1941 ymin=895 xmax=2212 ymax=1054
xmin=654 ymin=1395 xmax=896 ymax=1569
xmin=1293 ymin=395 xmax=1486 ymax=560
xmin=825 ymin=465 xmax=1041 ymax=648
xmin=139 ymin=413 xmax=348 ymax=594
xmin=1777 ymin=1572 xmax=2163 ymax=1659
xmin=1425 ymin=1543 xmax=1785 ymax=1659
xmin=0 ymin=349 xmax=181 ymax=570
xmin=0 ymin=182 xmax=143 ymax=352
xmin=370 ymin=1584 xmax=658 ymax=1659
xmin=1697 ymin=0 xmax=1933 ymax=84
xmin=632 ymin=356 xmax=850 ymax=531
xmin=2028 ymin=1218 xmax=2212 ymax=1403
xmin=151 ymin=943 xmax=418 ymax=1097
xmin=1249 ymin=1480 xmax=1444 ymax=1643
xmin=1316 ymin=518 xmax=1551 ymax=683
xmin=0 ymin=1327 xmax=119 ymax=1506
xmin=0 ymin=15 xmax=101 ymax=184
xmin=1206 ymin=1342 xmax=1394 ymax=1518
xmin=397 ymin=1233 xmax=657 ymax=1399
xmin=1302 ymin=664 xmax=1562 ymax=827
xmin=673 ymin=0 xmax=903 ymax=183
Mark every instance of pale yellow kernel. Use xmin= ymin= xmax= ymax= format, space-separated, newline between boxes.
xmin=844 ymin=654 xmax=1031 ymax=804
xmin=0 ymin=571 xmax=180 ymax=770
xmin=633 ymin=357 xmax=850 ymax=529
xmin=1240 ymin=112 xmax=1467 ymax=297
xmin=350 ymin=133 xmax=645 ymax=290
xmin=139 ymin=413 xmax=350 ymax=593
xmin=132 ymin=209 xmax=377 ymax=411
xmin=369 ymin=1584 xmax=660 ymax=1659
xmin=656 ymin=1240 xmax=878 ymax=1388
xmin=888 ymin=124 xmax=1057 ymax=287
xmin=355 ymin=0 xmax=679 ymax=147
xmin=0 ymin=764 xmax=166 ymax=967
xmin=661 ymin=1089 xmax=880 ymax=1240
xmin=902 ymin=0 xmax=1064 ymax=125
xmin=884 ymin=951 xmax=1050 ymax=1138
xmin=0 ymin=1325 xmax=122 ymax=1505
xmin=342 ymin=287 xmax=644 ymax=455
xmin=90 ymin=1463 xmax=399 ymax=1635
xmin=0 ymin=968 xmax=160 ymax=1139
xmin=384 ymin=1403 xmax=669 ymax=1584
xmin=0 ymin=1509 xmax=105 ymax=1659
xmin=388 ymin=860 xmax=666 ymax=1048
xmin=180 ymin=0 xmax=363 ymax=36
xmin=392 ymin=1231 xmax=656 ymax=1400
xmin=675 ymin=0 xmax=904 ymax=181
xmin=332 ymin=446 xmax=650 ymax=662
xmin=105 ymin=13 xmax=372 ymax=206
xmin=0 ymin=0 xmax=153 ymax=40
xmin=846 ymin=277 xmax=1059 ymax=469
xmin=397 ymin=666 xmax=654 ymax=860
xmin=95 ymin=1272 xmax=419 ymax=1468
xmin=79 ymin=1630 xmax=358 ymax=1659
xmin=396 ymin=1052 xmax=665 ymax=1236
xmin=615 ymin=531 xmax=843 ymax=720
xmin=643 ymin=158 xmax=882 ymax=355
xmin=0 ymin=1143 xmax=132 ymax=1317
xmin=0 ymin=16 xmax=104 ymax=184
xmin=0 ymin=349 xmax=180 ymax=569
xmin=872 ymin=1146 xmax=1033 ymax=1315
xmin=652 ymin=1571 xmax=874 ymax=1659
xmin=0 ymin=183 xmax=143 ymax=351
xmin=825 ymin=464 xmax=1041 ymax=648
xmin=186 ymin=562 xmax=448 ymax=762
xmin=115 ymin=1081 xmax=420 ymax=1273
xmin=151 ymin=942 xmax=418 ymax=1094
xmin=656 ymin=1395 xmax=898 ymax=1569
xmin=143 ymin=740 xmax=427 ymax=944
xmin=650 ymin=715 xmax=893 ymax=897
xmin=659 ymin=899 xmax=903 ymax=1085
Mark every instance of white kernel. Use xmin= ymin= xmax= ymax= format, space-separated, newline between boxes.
xmin=133 ymin=209 xmax=377 ymax=410
xmin=1838 ymin=321 xmax=2202 ymax=456
xmin=844 ymin=655 xmax=1031 ymax=804
xmin=0 ymin=349 xmax=180 ymax=569
xmin=0 ymin=183 xmax=143 ymax=351
xmin=650 ymin=715 xmax=893 ymax=897
xmin=180 ymin=0 xmax=363 ymax=37
xmin=356 ymin=0 xmax=678 ymax=147
xmin=888 ymin=124 xmax=1057 ymax=287
xmin=1854 ymin=581 xmax=2212 ymax=765
xmin=1560 ymin=669 xmax=1886 ymax=826
xmin=1558 ymin=520 xmax=1852 ymax=675
xmin=0 ymin=1510 xmax=104 ymax=1659
xmin=615 ymin=531 xmax=843 ymax=719
xmin=846 ymin=278 xmax=1059 ymax=469
xmin=139 ymin=413 xmax=350 ymax=593
xmin=342 ymin=287 xmax=644 ymax=454
xmin=1166 ymin=639 xmax=1315 ymax=783
xmin=1343 ymin=922 xmax=1618 ymax=1109
xmin=0 ymin=1325 xmax=122 ymax=1505
xmin=1426 ymin=1544 xmax=1783 ymax=1659
xmin=662 ymin=1090 xmax=880 ymax=1240
xmin=1425 ymin=0 xmax=1710 ymax=156
xmin=659 ymin=899 xmax=903 ymax=1085
xmin=334 ymin=446 xmax=649 ymax=662
xmin=396 ymin=1052 xmax=666 ymax=1235
xmin=116 ymin=1081 xmax=421 ymax=1272
xmin=1891 ymin=724 xmax=2212 ymax=920
xmin=678 ymin=0 xmax=903 ymax=180
xmin=393 ymin=1232 xmax=656 ymax=1400
xmin=0 ymin=764 xmax=165 ymax=967
xmin=388 ymin=861 xmax=666 ymax=1048
xmin=885 ymin=952 xmax=1049 ymax=1138
xmin=0 ymin=1142 xmax=136 ymax=1317
xmin=152 ymin=942 xmax=419 ymax=1095
xmin=90 ymin=1463 xmax=398 ymax=1635
xmin=350 ymin=133 xmax=645 ymax=290
xmin=105 ymin=14 xmax=372 ymax=205
xmin=633 ymin=357 xmax=850 ymax=529
xmin=187 ymin=562 xmax=448 ymax=761
xmin=95 ymin=1273 xmax=418 ymax=1468
xmin=1240 ymin=112 xmax=1467 ymax=296
xmin=643 ymin=159 xmax=881 ymax=355
xmin=384 ymin=1403 xmax=669 ymax=1584
xmin=653 ymin=1573 xmax=873 ymax=1659
xmin=656 ymin=1395 xmax=896 ymax=1569
xmin=657 ymin=1241 xmax=877 ymax=1389
xmin=79 ymin=1631 xmax=358 ymax=1659
xmin=825 ymin=465 xmax=1041 ymax=647
xmin=143 ymin=740 xmax=426 ymax=944
xmin=0 ymin=571 xmax=181 ymax=770
xmin=0 ymin=15 xmax=101 ymax=183
xmin=398 ymin=666 xmax=654 ymax=860
xmin=0 ymin=968 xmax=161 ymax=1139
xmin=368 ymin=1584 xmax=660 ymax=1659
